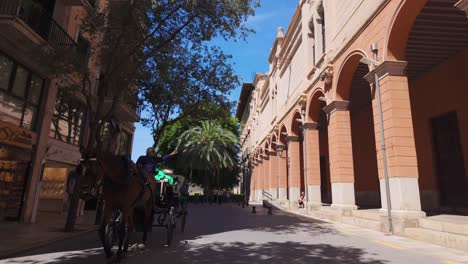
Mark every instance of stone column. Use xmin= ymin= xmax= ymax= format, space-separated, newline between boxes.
xmin=364 ymin=61 xmax=424 ymax=219
xmin=268 ymin=151 xmax=277 ymax=198
xmin=277 ymin=145 xmax=288 ymax=200
xmin=23 ymin=79 xmax=59 ymax=223
xmin=287 ymin=136 xmax=301 ymax=204
xmin=455 ymin=0 xmax=468 ymax=17
xmin=250 ymin=162 xmax=257 ymax=202
xmin=263 ymin=155 xmax=271 ymax=198
xmin=323 ymin=101 xmax=357 ymax=211
xmin=258 ymin=158 xmax=264 ymax=202
xmin=303 ymin=122 xmax=322 ymax=208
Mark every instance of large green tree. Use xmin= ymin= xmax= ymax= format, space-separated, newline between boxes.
xmin=176 ymin=120 xmax=239 ymax=190
xmin=64 ymin=0 xmax=258 ymax=231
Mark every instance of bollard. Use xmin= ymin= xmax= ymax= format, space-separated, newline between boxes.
xmin=252 ymin=206 xmax=256 ymax=214
xmin=267 ymin=206 xmax=272 ymax=215
xmin=242 ymin=202 xmax=245 ymax=208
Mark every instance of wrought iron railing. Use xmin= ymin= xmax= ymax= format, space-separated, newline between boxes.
xmin=0 ymin=0 xmax=77 ymax=49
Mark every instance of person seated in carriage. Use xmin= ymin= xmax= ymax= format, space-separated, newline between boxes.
xmin=136 ymin=147 xmax=177 ymax=175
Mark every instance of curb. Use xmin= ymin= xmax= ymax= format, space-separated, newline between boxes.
xmin=0 ymin=227 xmax=98 ymax=260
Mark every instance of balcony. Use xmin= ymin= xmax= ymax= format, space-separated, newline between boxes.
xmin=0 ymin=0 xmax=85 ymax=74
xmin=98 ymin=87 xmax=140 ymax=122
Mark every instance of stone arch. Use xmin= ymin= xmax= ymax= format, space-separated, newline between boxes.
xmin=290 ymin=110 xmax=303 ymax=137
xmin=335 ymin=50 xmax=371 ymax=101
xmin=307 ymin=89 xmax=326 ymax=123
xmin=335 ymin=49 xmax=381 ymax=209
xmin=278 ymin=124 xmax=289 ymax=145
xmin=385 ymin=0 xmax=427 ymax=61
xmin=385 ymin=0 xmax=468 ymax=213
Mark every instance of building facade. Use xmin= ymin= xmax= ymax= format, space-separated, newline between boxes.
xmin=0 ymin=0 xmax=139 ymax=224
xmin=237 ymin=0 xmax=468 ymax=234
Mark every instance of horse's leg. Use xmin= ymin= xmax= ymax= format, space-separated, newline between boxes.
xmin=116 ymin=210 xmax=128 ymax=258
xmin=142 ymin=198 xmax=153 ymax=245
xmin=123 ymin=209 xmax=133 ymax=253
xmin=99 ymin=206 xmax=113 ymax=258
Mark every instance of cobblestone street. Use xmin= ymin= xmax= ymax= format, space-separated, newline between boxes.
xmin=1 ymin=204 xmax=467 ymax=264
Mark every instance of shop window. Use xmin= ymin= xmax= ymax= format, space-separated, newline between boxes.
xmin=0 ymin=53 xmax=44 ymax=130
xmin=50 ymin=93 xmax=84 ymax=145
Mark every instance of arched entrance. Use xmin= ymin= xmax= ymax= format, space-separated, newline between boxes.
xmin=336 ymin=53 xmax=381 ymax=209
xmin=388 ymin=0 xmax=468 ymax=214
xmin=308 ymin=91 xmax=332 ymax=205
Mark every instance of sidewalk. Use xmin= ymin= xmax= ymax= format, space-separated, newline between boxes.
xmin=0 ymin=211 xmax=97 ymax=259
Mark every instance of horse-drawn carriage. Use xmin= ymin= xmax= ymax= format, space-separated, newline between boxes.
xmin=79 ymin=154 xmax=188 ymax=260
xmin=152 ymin=169 xmax=188 ymax=245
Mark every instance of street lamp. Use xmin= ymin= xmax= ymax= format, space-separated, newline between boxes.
xmin=360 ymin=43 xmax=394 ymax=235
xmin=276 ymin=144 xmax=285 ymax=200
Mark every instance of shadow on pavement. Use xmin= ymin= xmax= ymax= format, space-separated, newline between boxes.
xmin=1 ymin=204 xmax=387 ymax=264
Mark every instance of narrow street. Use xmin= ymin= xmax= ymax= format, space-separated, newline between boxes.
xmin=1 ymin=204 xmax=467 ymax=264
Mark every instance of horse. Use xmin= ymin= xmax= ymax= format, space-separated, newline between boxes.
xmin=80 ymin=153 xmax=156 ymax=259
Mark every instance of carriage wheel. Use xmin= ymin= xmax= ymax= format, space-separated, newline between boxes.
xmin=104 ymin=221 xmax=121 ymax=256
xmin=166 ymin=208 xmax=175 ymax=246
xmin=104 ymin=212 xmax=128 ymax=258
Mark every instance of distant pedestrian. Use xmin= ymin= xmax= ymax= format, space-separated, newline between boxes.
xmin=298 ymin=192 xmax=305 ymax=209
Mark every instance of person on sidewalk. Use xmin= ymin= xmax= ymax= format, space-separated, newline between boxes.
xmin=298 ymin=192 xmax=305 ymax=209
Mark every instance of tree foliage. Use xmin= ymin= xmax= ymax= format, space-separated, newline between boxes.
xmin=138 ymin=0 xmax=258 ymax=146
xmin=175 ymin=120 xmax=240 ymax=189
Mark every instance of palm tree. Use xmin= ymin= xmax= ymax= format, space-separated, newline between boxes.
xmin=176 ymin=120 xmax=239 ymax=194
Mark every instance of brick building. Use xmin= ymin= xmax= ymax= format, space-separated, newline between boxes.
xmin=237 ymin=0 xmax=468 ymax=249
xmin=0 ymin=0 xmax=139 ymax=224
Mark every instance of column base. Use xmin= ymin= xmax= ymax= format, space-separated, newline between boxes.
xmin=288 ymin=186 xmax=300 ymax=201
xmin=278 ymin=188 xmax=287 ymax=200
xmin=331 ymin=182 xmax=356 ymax=211
xmin=379 ymin=177 xmax=422 ymax=212
xmin=307 ymin=185 xmax=321 ymax=205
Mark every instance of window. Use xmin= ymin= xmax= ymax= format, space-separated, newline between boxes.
xmin=119 ymin=132 xmax=131 ymax=156
xmin=50 ymin=93 xmax=84 ymax=145
xmin=0 ymin=56 xmax=13 ymax=90
xmin=318 ymin=2 xmax=326 ymax=54
xmin=0 ymin=53 xmax=44 ymax=130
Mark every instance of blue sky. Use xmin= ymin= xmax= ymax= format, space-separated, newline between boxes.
xmin=131 ymin=1 xmax=297 ymax=161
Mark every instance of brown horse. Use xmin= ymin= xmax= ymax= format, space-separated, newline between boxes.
xmin=80 ymin=153 xmax=156 ymax=259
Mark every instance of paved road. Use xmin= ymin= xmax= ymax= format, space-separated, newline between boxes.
xmin=1 ymin=204 xmax=467 ymax=264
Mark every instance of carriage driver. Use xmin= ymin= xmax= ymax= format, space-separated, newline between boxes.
xmin=136 ymin=147 xmax=177 ymax=176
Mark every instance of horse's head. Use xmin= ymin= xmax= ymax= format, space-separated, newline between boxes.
xmin=79 ymin=156 xmax=102 ymax=200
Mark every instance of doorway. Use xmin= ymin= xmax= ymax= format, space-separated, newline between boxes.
xmin=431 ymin=111 xmax=468 ymax=208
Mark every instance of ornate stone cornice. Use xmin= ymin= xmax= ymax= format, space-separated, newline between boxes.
xmin=364 ymin=61 xmax=408 ymax=85
xmin=302 ymin=122 xmax=318 ymax=130
xmin=323 ymin=100 xmax=350 ymax=114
